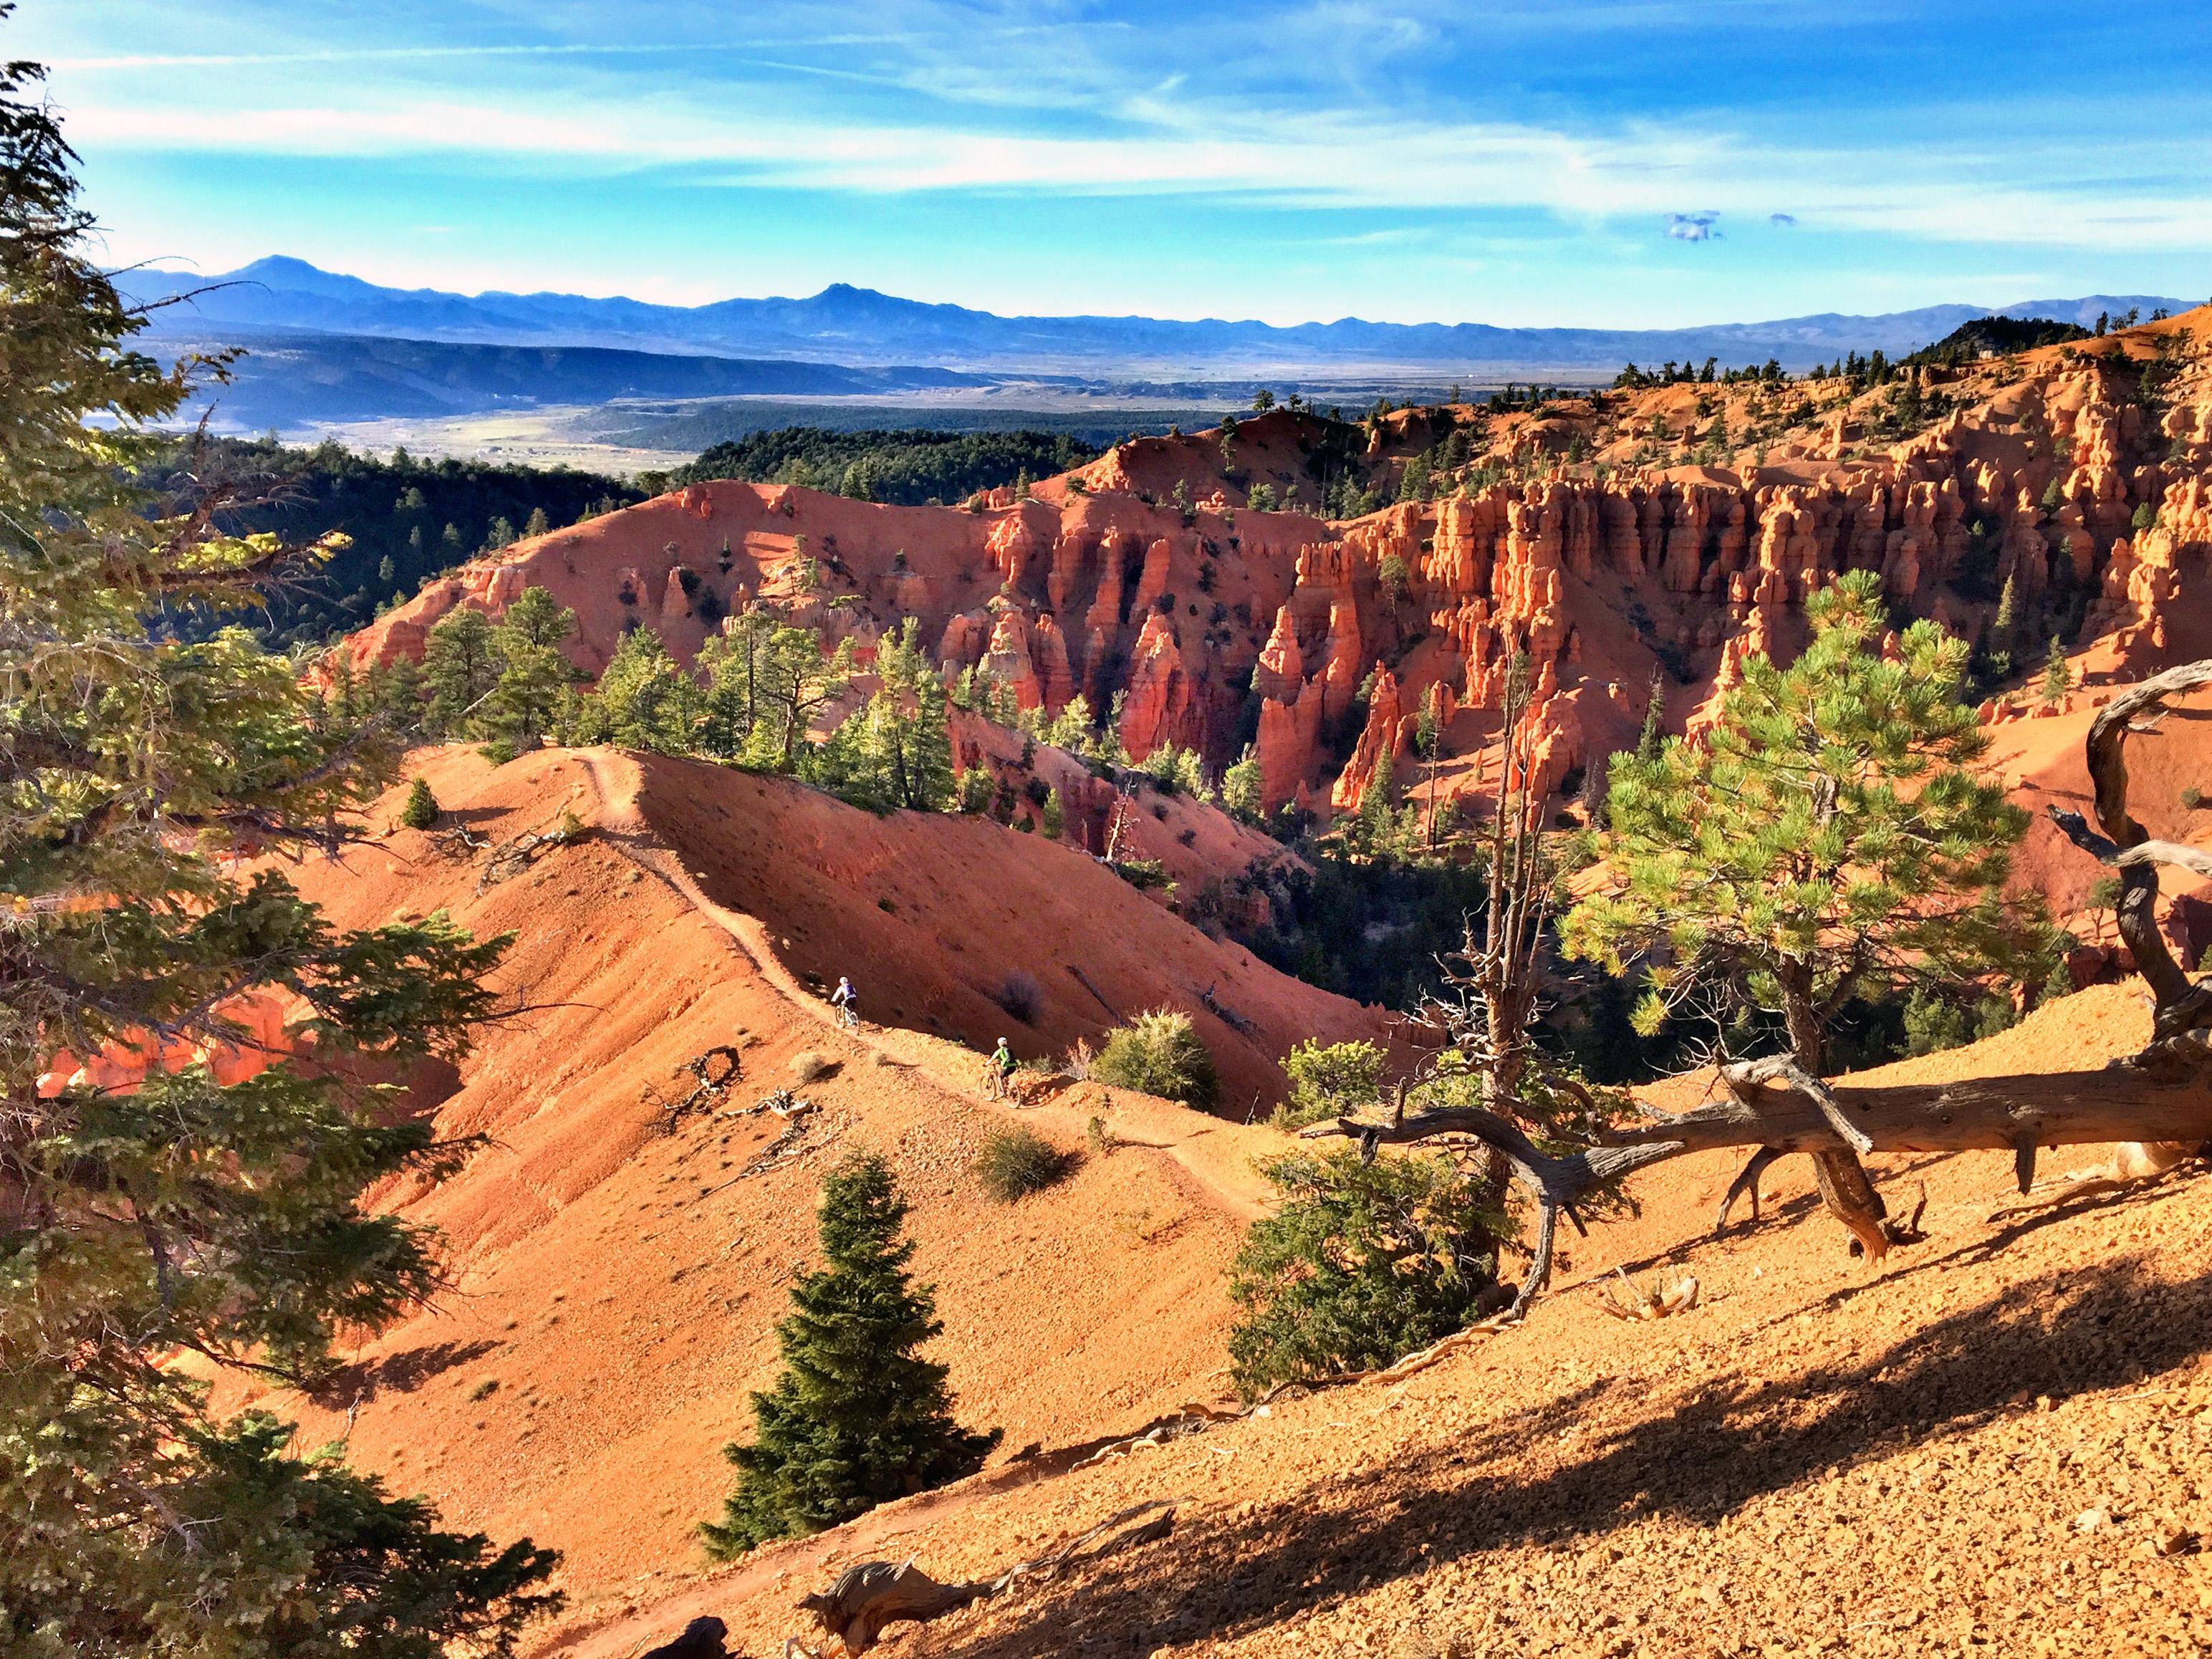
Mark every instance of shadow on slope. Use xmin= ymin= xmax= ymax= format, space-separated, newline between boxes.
xmin=951 ymin=1252 xmax=2208 ymax=1656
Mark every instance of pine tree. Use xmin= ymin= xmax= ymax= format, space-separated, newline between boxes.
xmin=1221 ymin=744 xmax=1264 ymax=820
xmin=421 ymin=605 xmax=503 ymax=736
xmin=0 ymin=47 xmax=557 ymax=1651
xmin=400 ymin=776 xmax=441 ymax=829
xmin=324 ymin=651 xmax=360 ymax=731
xmin=697 ymin=612 xmax=853 ymax=770
xmin=1564 ymin=570 xmax=2054 ymax=1074
xmin=2041 ymin=636 xmax=2073 ymax=708
xmin=1040 ymin=787 xmax=1065 ymax=840
xmin=852 ymin=620 xmax=954 ymax=811
xmin=590 ymin=625 xmax=698 ymax=753
xmin=521 ymin=506 xmax=550 ymax=539
xmin=482 ymin=586 xmax=580 ymax=751
xmin=379 ymin=652 xmax=426 ymax=737
xmin=904 ymin=673 xmax=955 ymax=809
xmin=1636 ymin=666 xmax=1666 ymax=760
xmin=1992 ymin=573 xmax=2018 ymax=643
xmin=700 ymin=1154 xmax=998 ymax=1554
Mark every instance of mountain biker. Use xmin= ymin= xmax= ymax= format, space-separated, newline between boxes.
xmin=988 ymin=1037 xmax=1015 ymax=1100
xmin=830 ymin=976 xmax=857 ymax=1029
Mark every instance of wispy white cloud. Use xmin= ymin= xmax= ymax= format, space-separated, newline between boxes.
xmin=61 ymin=85 xmax=2212 ymax=255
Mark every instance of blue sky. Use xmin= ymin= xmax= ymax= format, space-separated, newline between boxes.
xmin=22 ymin=1 xmax=2212 ymax=327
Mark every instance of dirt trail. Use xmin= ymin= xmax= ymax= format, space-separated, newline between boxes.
xmin=557 ymin=980 xmax=2212 ymax=1659
xmin=569 ymin=746 xmax=1279 ymax=1222
xmin=213 ymin=746 xmax=1355 ymax=1618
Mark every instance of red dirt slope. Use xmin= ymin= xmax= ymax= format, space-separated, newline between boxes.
xmin=620 ymin=749 xmax=1387 ymax=1110
xmin=214 ymin=744 xmax=1383 ymax=1613
xmin=553 ymin=982 xmax=2212 ymax=1659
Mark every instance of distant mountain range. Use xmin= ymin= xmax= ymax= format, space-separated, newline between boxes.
xmin=145 ymin=325 xmax=994 ymax=432
xmin=131 ymin=257 xmax=2192 ymax=379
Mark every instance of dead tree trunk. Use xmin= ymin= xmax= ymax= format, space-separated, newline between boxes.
xmin=1476 ymin=654 xmax=1547 ymax=1114
xmin=1312 ymin=658 xmax=2212 ymax=1268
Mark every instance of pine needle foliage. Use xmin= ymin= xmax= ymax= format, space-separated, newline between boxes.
xmin=700 ymin=1154 xmax=999 ymax=1556
xmin=398 ymin=776 xmax=440 ymax=829
xmin=0 ymin=33 xmax=559 ymax=1654
xmin=1091 ymin=1008 xmax=1218 ymax=1108
xmin=1563 ymin=570 xmax=2055 ymax=1069
xmin=1227 ymin=1148 xmax=1503 ymax=1398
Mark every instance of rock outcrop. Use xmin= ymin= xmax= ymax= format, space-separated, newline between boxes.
xmin=339 ymin=309 xmax=2212 ymax=827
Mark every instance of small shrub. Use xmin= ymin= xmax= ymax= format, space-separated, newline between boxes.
xmin=1902 ymin=988 xmax=1968 ymax=1058
xmin=974 ymin=1127 xmax=1076 ymax=1203
xmin=1063 ymin=1037 xmax=1096 ymax=1081
xmin=2184 ymin=785 xmax=2204 ymax=810
xmin=790 ymin=1050 xmax=828 ymax=1084
xmin=1086 ymin=1115 xmax=1111 ymax=1156
xmin=398 ymin=777 xmax=440 ymax=830
xmin=996 ymin=969 xmax=1043 ymax=1024
xmin=1092 ymin=1009 xmax=1218 ymax=1108
xmin=468 ymin=1377 xmax=500 ymax=1402
xmin=1108 ymin=857 xmax=1173 ymax=893
xmin=1227 ymin=1148 xmax=1503 ymax=1398
xmin=878 ymin=897 xmax=897 ymax=913
xmin=1273 ymin=1039 xmax=1386 ymax=1129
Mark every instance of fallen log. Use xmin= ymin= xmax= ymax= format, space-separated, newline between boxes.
xmin=1309 ymin=657 xmax=2212 ymax=1279
xmin=1307 ymin=1052 xmax=2212 ymax=1226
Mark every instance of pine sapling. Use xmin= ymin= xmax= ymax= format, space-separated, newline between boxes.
xmin=700 ymin=1154 xmax=998 ymax=1554
xmin=400 ymin=777 xmax=441 ymax=830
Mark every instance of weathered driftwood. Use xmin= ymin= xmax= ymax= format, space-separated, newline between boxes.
xmin=1308 ymin=657 xmax=2212 ymax=1271
xmin=795 ymin=1502 xmax=1177 ymax=1653
xmin=1597 ymin=1267 xmax=1699 ymax=1321
xmin=1986 ymin=1138 xmax=2198 ymax=1223
xmin=796 ymin=1562 xmax=986 ymax=1654
xmin=477 ymin=811 xmax=587 ymax=892
xmin=1307 ymin=1047 xmax=2212 ymax=1256
xmin=643 ymin=1044 xmax=746 ymax=1134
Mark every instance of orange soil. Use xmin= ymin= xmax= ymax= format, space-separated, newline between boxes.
xmin=219 ymin=744 xmax=1379 ymax=1611
xmin=208 ymin=741 xmax=2212 ymax=1659
xmin=557 ymin=984 xmax=2212 ymax=1659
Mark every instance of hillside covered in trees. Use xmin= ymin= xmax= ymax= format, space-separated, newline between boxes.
xmin=138 ymin=436 xmax=641 ymax=648
xmin=666 ymin=425 xmax=1100 ymax=506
